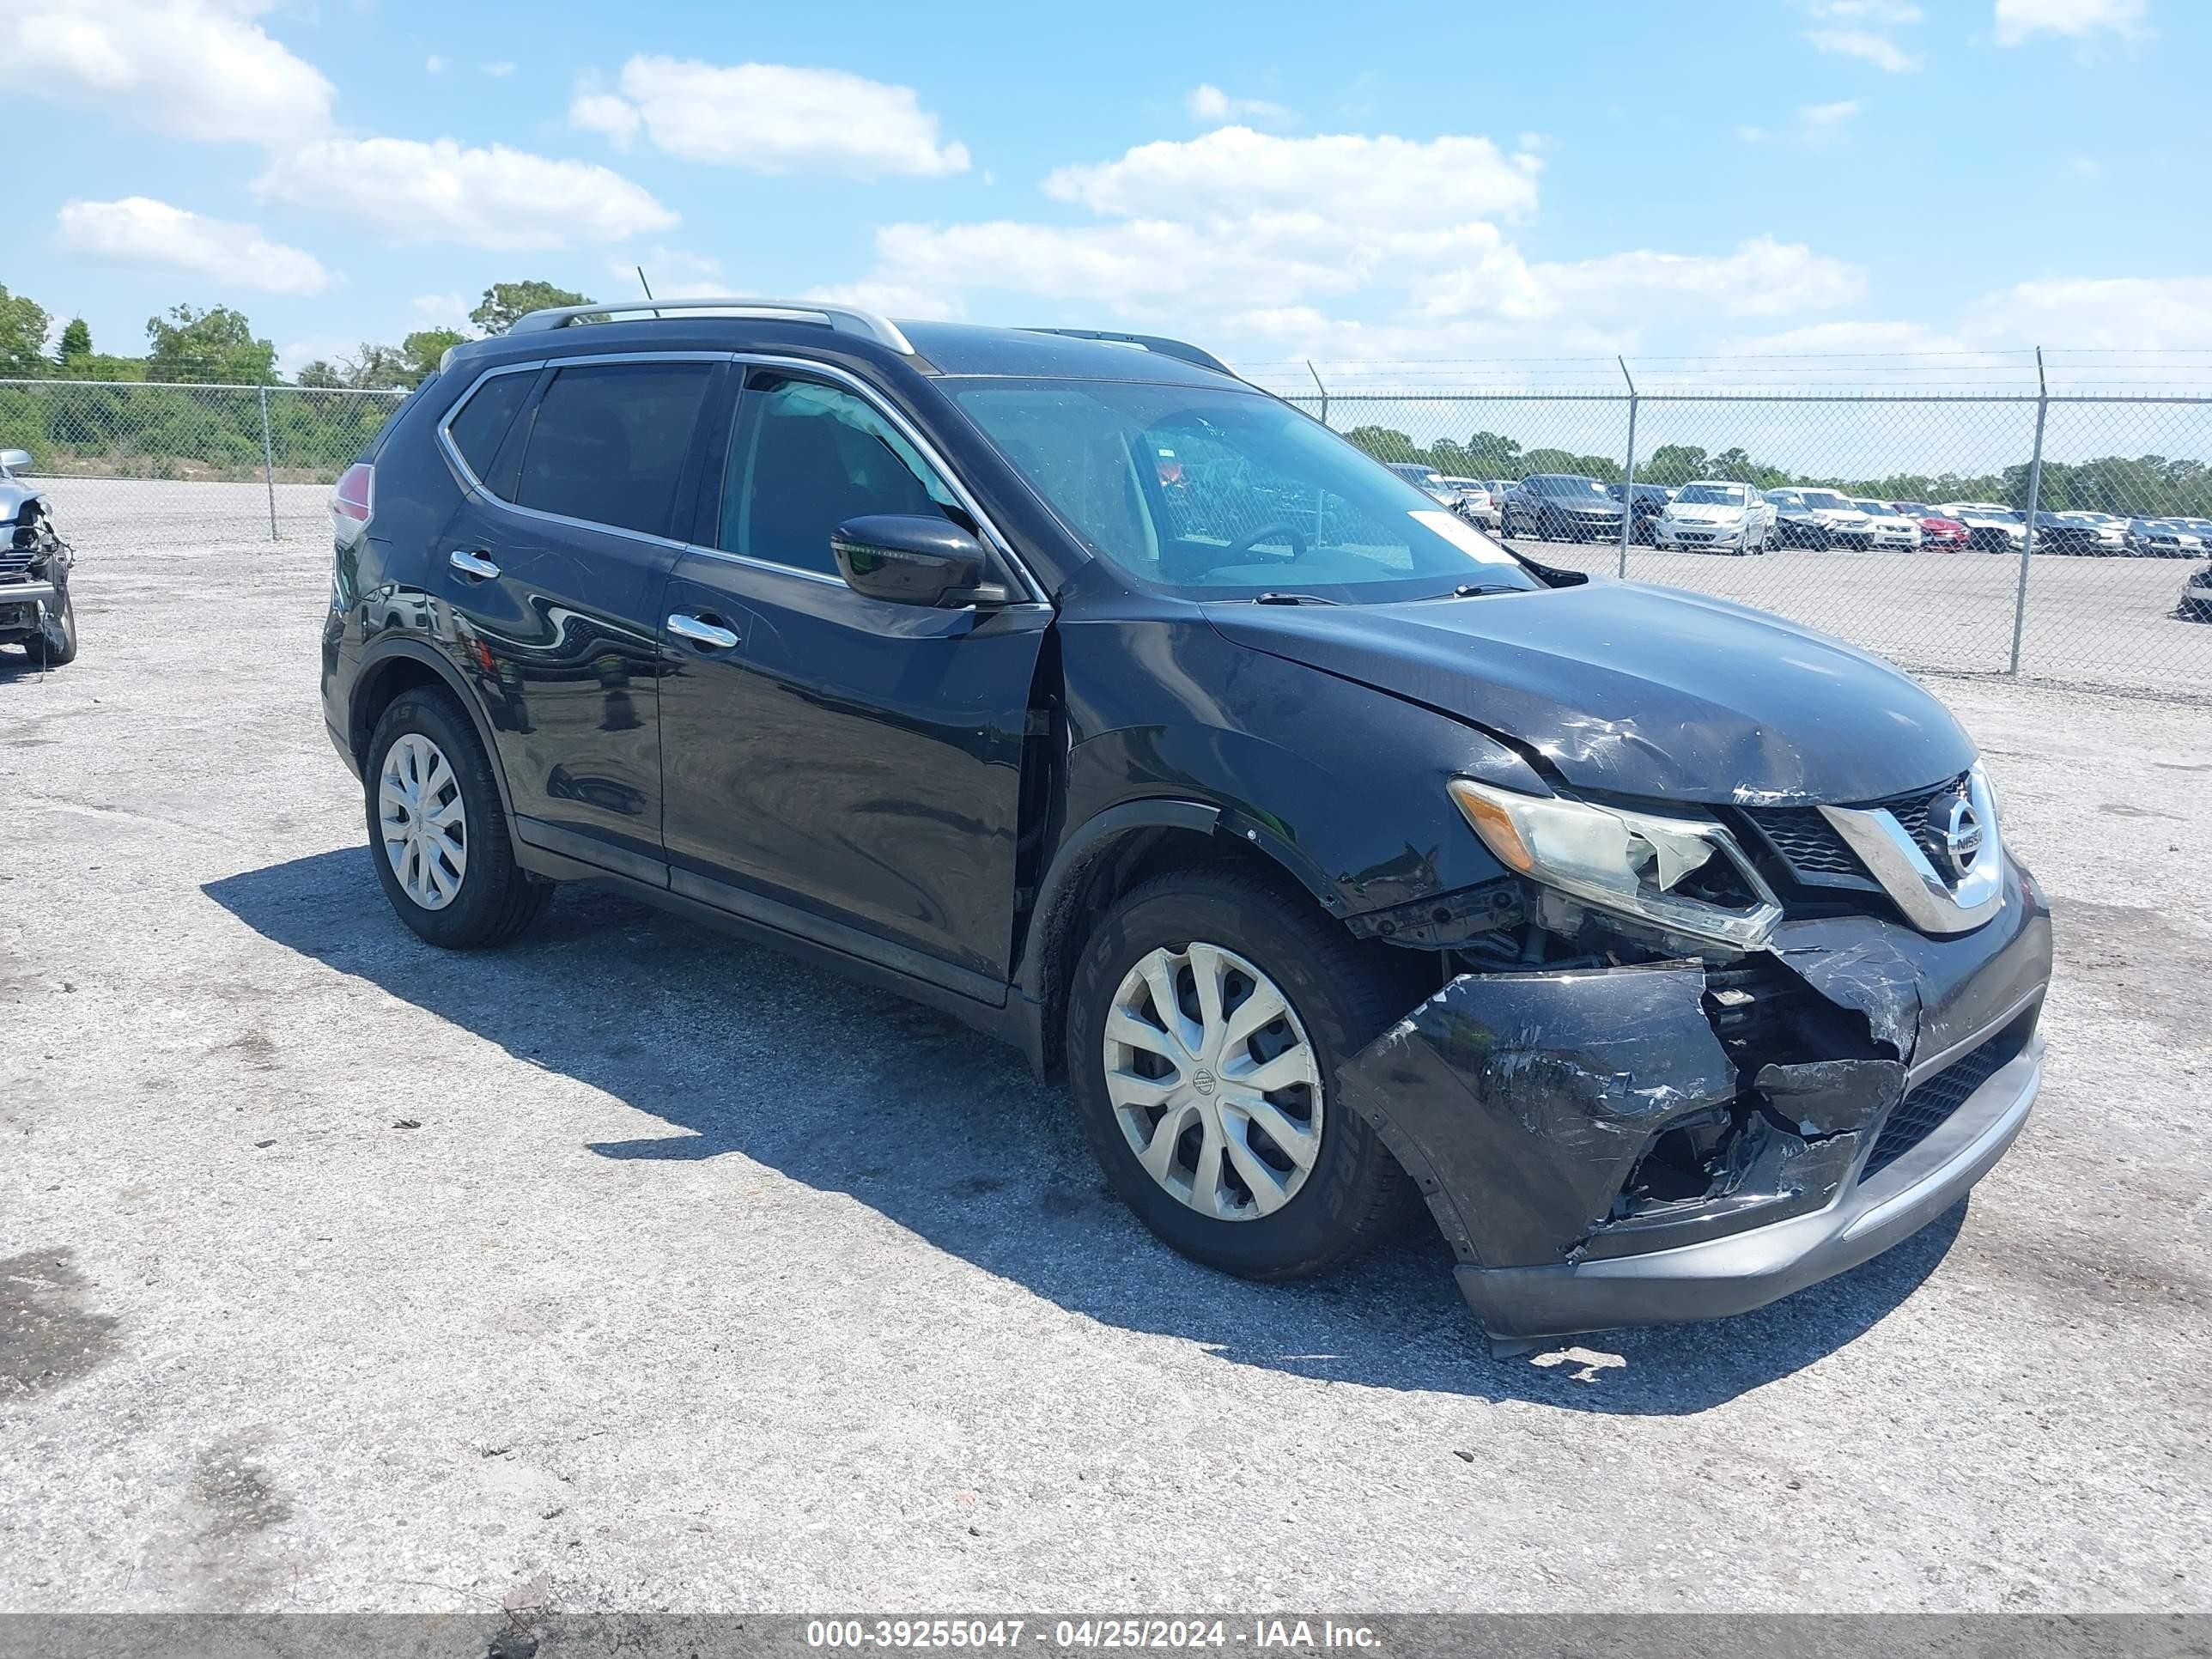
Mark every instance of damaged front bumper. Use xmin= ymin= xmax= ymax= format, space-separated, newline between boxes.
xmin=0 ymin=579 xmax=59 ymax=635
xmin=1338 ymin=857 xmax=2051 ymax=1342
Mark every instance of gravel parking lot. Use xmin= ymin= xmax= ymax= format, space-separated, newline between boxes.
xmin=3 ymin=503 xmax=2209 ymax=1614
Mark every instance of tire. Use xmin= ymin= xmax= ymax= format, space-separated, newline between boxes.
xmin=364 ymin=687 xmax=551 ymax=949
xmin=1066 ymin=868 xmax=1419 ymax=1282
xmin=27 ymin=586 xmax=76 ymax=666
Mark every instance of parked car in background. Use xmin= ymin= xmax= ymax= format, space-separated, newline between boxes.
xmin=1938 ymin=502 xmax=2027 ymax=553
xmin=2179 ymin=562 xmax=2212 ymax=622
xmin=2128 ymin=518 xmax=2207 ymax=558
xmin=0 ymin=447 xmax=76 ymax=666
xmin=2055 ymin=511 xmax=2130 ymax=556
xmin=1653 ymin=480 xmax=1774 ymax=555
xmin=1384 ymin=462 xmax=1461 ymax=508
xmin=1767 ymin=487 xmax=1875 ymax=550
xmin=1852 ymin=500 xmax=1923 ymax=550
xmin=1435 ymin=475 xmax=1503 ymax=529
xmin=1890 ymin=502 xmax=1970 ymax=550
xmin=1502 ymin=474 xmax=1627 ymax=542
xmin=2025 ymin=511 xmax=2100 ymax=555
xmin=1606 ymin=481 xmax=1671 ymax=543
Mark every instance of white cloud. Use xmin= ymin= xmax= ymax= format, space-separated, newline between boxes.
xmin=55 ymin=195 xmax=331 ymax=294
xmin=425 ymin=54 xmax=444 ymax=74
xmin=255 ymin=137 xmax=676 ymax=250
xmin=5 ymin=0 xmax=334 ymax=143
xmin=569 ymin=90 xmax=641 ymax=149
xmin=1044 ymin=126 xmax=1540 ymax=228
xmin=832 ymin=125 xmax=1860 ymax=361
xmin=1994 ymin=0 xmax=2147 ymax=45
xmin=617 ymin=246 xmax=728 ymax=301
xmin=1962 ymin=276 xmax=2212 ymax=348
xmin=482 ymin=59 xmax=514 ymax=76
xmin=801 ymin=280 xmax=966 ymax=322
xmin=410 ymin=291 xmax=468 ymax=325
xmin=1804 ymin=1 xmax=1923 ymax=21
xmin=1185 ymin=83 xmax=1294 ymax=127
xmin=1807 ymin=28 xmax=1923 ymax=69
xmin=571 ymin=56 xmax=969 ymax=178
xmin=1740 ymin=100 xmax=1862 ymax=148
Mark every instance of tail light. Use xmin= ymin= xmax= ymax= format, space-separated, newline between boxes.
xmin=331 ymin=462 xmax=374 ymax=545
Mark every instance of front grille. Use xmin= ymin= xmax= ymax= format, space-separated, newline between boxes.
xmin=1740 ymin=769 xmax=1971 ymax=890
xmin=1744 ymin=806 xmax=1865 ymax=878
xmin=1861 ymin=1028 xmax=2023 ymax=1179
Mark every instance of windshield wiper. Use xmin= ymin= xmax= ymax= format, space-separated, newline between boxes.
xmin=1250 ymin=591 xmax=1340 ymax=605
xmin=1413 ymin=582 xmax=1522 ymax=600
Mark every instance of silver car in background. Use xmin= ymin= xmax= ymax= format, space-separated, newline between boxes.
xmin=1653 ymin=480 xmax=1775 ymax=555
xmin=1854 ymin=500 xmax=1925 ymax=550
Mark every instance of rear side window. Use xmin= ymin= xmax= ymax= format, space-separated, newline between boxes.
xmin=515 ymin=362 xmax=713 ymax=538
xmin=446 ymin=370 xmax=532 ymax=485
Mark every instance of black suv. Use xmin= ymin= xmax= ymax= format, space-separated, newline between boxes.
xmin=321 ymin=301 xmax=2051 ymax=1346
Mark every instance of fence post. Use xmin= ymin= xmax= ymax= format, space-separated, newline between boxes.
xmin=258 ymin=384 xmax=278 ymax=542
xmin=2008 ymin=348 xmax=2047 ymax=674
xmin=1306 ymin=360 xmax=1328 ymax=428
xmin=1617 ymin=356 xmax=1638 ymax=580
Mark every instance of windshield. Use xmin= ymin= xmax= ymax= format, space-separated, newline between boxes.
xmin=951 ymin=379 xmax=1536 ymax=602
xmin=1799 ymin=489 xmax=1853 ymax=511
xmin=1675 ymin=484 xmax=1745 ymax=506
xmin=1894 ymin=502 xmax=1932 ymax=515
xmin=1535 ymin=476 xmax=1609 ymax=498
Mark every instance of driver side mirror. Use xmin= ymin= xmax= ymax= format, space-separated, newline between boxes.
xmin=831 ymin=514 xmax=1006 ymax=608
xmin=0 ymin=448 xmax=30 ymax=475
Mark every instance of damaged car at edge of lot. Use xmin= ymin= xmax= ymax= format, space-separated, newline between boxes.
xmin=318 ymin=303 xmax=2052 ymax=1346
xmin=0 ymin=447 xmax=76 ymax=666
xmin=2178 ymin=562 xmax=2212 ymax=622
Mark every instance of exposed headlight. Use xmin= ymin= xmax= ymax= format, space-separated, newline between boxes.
xmin=1448 ymin=779 xmax=1782 ymax=949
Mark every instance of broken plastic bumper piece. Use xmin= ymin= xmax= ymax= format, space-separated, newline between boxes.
xmin=1337 ymin=860 xmax=2051 ymax=1341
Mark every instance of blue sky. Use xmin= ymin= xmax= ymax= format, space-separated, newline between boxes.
xmin=7 ymin=0 xmax=2200 ymax=381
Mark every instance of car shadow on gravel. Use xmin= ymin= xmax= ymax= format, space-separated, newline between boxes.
xmin=206 ymin=849 xmax=1964 ymax=1414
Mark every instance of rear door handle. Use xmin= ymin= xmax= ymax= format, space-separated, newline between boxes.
xmin=449 ymin=549 xmax=501 ymax=580
xmin=666 ymin=612 xmax=741 ymax=651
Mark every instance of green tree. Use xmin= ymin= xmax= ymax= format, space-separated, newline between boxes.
xmin=1643 ymin=444 xmax=1709 ymax=487
xmin=401 ymin=327 xmax=468 ymax=384
xmin=1462 ymin=430 xmax=1523 ymax=477
xmin=470 ymin=281 xmax=591 ymax=335
xmin=144 ymin=304 xmax=277 ymax=384
xmin=338 ymin=342 xmax=410 ymax=390
xmin=295 ymin=360 xmax=347 ymax=389
xmin=1343 ymin=425 xmax=1423 ymax=465
xmin=54 ymin=317 xmax=93 ymax=367
xmin=1 ymin=285 xmax=52 ymax=378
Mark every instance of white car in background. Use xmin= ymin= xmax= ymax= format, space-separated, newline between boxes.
xmin=1852 ymin=499 xmax=1924 ymax=550
xmin=1435 ymin=475 xmax=1503 ymax=528
xmin=1653 ymin=480 xmax=1776 ymax=555
xmin=1938 ymin=501 xmax=2027 ymax=553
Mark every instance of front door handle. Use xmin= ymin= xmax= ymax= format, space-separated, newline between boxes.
xmin=666 ymin=612 xmax=741 ymax=651
xmin=448 ymin=549 xmax=501 ymax=581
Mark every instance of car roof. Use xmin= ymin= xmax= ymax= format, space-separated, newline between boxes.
xmin=442 ymin=312 xmax=1250 ymax=390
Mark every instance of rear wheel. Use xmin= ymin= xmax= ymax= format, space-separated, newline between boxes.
xmin=365 ymin=688 xmax=551 ymax=949
xmin=1066 ymin=869 xmax=1418 ymax=1281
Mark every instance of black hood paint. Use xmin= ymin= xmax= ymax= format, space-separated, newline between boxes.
xmin=1208 ymin=580 xmax=1977 ymax=805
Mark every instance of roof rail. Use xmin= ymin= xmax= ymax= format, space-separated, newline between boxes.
xmin=508 ymin=297 xmax=915 ymax=356
xmin=1018 ymin=327 xmax=1238 ymax=380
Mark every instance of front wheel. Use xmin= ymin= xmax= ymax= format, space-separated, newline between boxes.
xmin=1066 ymin=869 xmax=1417 ymax=1281
xmin=365 ymin=688 xmax=552 ymax=949
xmin=27 ymin=587 xmax=76 ymax=665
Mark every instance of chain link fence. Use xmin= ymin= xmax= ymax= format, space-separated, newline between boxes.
xmin=4 ymin=366 xmax=2208 ymax=696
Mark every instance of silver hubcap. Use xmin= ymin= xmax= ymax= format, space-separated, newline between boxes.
xmin=1103 ymin=941 xmax=1323 ymax=1221
xmin=378 ymin=732 xmax=468 ymax=910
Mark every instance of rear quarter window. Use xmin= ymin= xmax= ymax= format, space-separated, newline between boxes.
xmin=446 ymin=370 xmax=535 ymax=486
xmin=513 ymin=361 xmax=714 ymax=538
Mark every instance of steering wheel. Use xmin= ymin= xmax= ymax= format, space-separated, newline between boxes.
xmin=1222 ymin=521 xmax=1309 ymax=561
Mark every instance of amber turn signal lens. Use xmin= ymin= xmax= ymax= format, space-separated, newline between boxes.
xmin=1447 ymin=779 xmax=1537 ymax=874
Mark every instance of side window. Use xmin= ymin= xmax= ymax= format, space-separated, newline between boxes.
xmin=446 ymin=369 xmax=533 ymax=487
xmin=719 ymin=372 xmax=961 ymax=576
xmin=514 ymin=361 xmax=713 ymax=538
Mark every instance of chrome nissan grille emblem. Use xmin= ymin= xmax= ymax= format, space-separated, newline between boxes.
xmin=1937 ymin=793 xmax=1985 ymax=881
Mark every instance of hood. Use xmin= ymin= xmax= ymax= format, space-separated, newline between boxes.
xmin=1207 ymin=580 xmax=1976 ymax=805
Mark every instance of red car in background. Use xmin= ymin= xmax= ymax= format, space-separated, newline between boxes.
xmin=1893 ymin=501 xmax=1970 ymax=550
